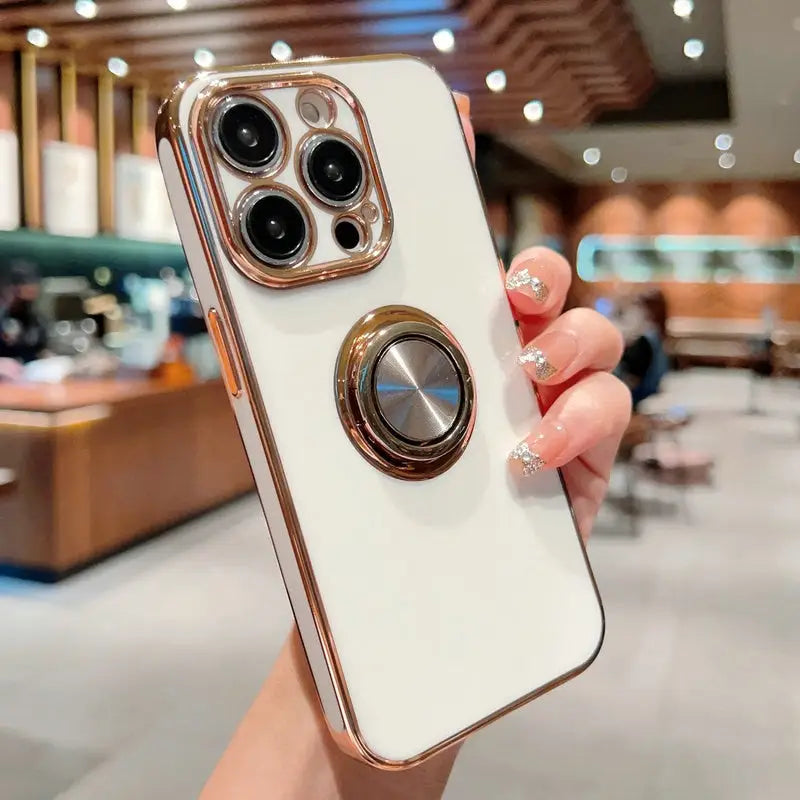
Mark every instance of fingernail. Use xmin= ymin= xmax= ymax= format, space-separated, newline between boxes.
xmin=505 ymin=266 xmax=550 ymax=303
xmin=453 ymin=91 xmax=471 ymax=116
xmin=508 ymin=421 xmax=568 ymax=477
xmin=518 ymin=330 xmax=579 ymax=382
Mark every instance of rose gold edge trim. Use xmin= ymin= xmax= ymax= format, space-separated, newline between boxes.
xmin=207 ymin=308 xmax=242 ymax=398
xmin=157 ymin=77 xmax=363 ymax=758
xmin=191 ymin=71 xmax=393 ymax=290
xmin=156 ymin=56 xmax=604 ymax=771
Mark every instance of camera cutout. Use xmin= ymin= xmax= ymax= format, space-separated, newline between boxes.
xmin=334 ymin=216 xmax=367 ymax=252
xmin=296 ymin=88 xmax=336 ymax=128
xmin=239 ymin=187 xmax=312 ymax=268
xmin=195 ymin=72 xmax=393 ymax=288
xmin=212 ymin=95 xmax=285 ymax=175
xmin=300 ymin=132 xmax=367 ymax=209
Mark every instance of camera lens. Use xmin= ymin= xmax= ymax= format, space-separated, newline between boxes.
xmin=304 ymin=135 xmax=365 ymax=205
xmin=215 ymin=98 xmax=281 ymax=171
xmin=241 ymin=191 xmax=309 ymax=266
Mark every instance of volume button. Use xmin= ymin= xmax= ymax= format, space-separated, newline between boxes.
xmin=208 ymin=308 xmax=243 ymax=398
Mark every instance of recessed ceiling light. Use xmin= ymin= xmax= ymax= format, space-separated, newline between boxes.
xmin=432 ymin=28 xmax=455 ymax=53
xmin=270 ymin=40 xmax=292 ymax=62
xmin=193 ymin=48 xmax=215 ymax=69
xmin=485 ymin=69 xmax=506 ymax=93
xmin=718 ymin=152 xmax=736 ymax=169
xmin=714 ymin=133 xmax=733 ymax=151
xmin=26 ymin=28 xmax=49 ymax=48
xmin=107 ymin=57 xmax=129 ymax=78
xmin=610 ymin=166 xmax=628 ymax=183
xmin=522 ymin=100 xmax=543 ymax=123
xmin=793 ymin=149 xmax=800 ymax=164
xmin=583 ymin=147 xmax=601 ymax=166
xmin=74 ymin=0 xmax=98 ymax=18
xmin=167 ymin=0 xmax=189 ymax=10
xmin=672 ymin=0 xmax=693 ymax=19
xmin=683 ymin=38 xmax=704 ymax=59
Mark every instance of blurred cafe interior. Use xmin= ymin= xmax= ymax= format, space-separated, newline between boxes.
xmin=0 ymin=1 xmax=798 ymax=798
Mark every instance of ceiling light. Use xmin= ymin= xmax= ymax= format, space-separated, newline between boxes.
xmin=793 ymin=149 xmax=800 ymax=164
xmin=714 ymin=133 xmax=733 ymax=151
xmin=167 ymin=0 xmax=189 ymax=9
xmin=485 ymin=69 xmax=506 ymax=93
xmin=74 ymin=0 xmax=98 ymax=18
xmin=270 ymin=40 xmax=292 ymax=62
xmin=683 ymin=38 xmax=704 ymax=59
xmin=610 ymin=167 xmax=628 ymax=184
xmin=193 ymin=48 xmax=215 ymax=69
xmin=522 ymin=100 xmax=543 ymax=123
xmin=26 ymin=28 xmax=49 ymax=48
xmin=583 ymin=147 xmax=601 ymax=166
xmin=107 ymin=57 xmax=129 ymax=78
xmin=672 ymin=0 xmax=693 ymax=19
xmin=432 ymin=28 xmax=455 ymax=53
xmin=718 ymin=152 xmax=736 ymax=169
xmin=793 ymin=17 xmax=800 ymax=32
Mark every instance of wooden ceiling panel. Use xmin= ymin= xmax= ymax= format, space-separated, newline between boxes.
xmin=0 ymin=0 xmax=655 ymax=130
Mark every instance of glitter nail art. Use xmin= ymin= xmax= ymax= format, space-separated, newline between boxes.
xmin=518 ymin=345 xmax=557 ymax=380
xmin=509 ymin=441 xmax=545 ymax=476
xmin=505 ymin=268 xmax=549 ymax=302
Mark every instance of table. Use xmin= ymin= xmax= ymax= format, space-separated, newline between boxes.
xmin=0 ymin=378 xmax=254 ymax=579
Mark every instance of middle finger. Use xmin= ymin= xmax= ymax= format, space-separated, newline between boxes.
xmin=517 ymin=307 xmax=624 ymax=385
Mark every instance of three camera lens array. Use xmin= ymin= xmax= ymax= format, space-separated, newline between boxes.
xmin=214 ymin=95 xmax=367 ymax=268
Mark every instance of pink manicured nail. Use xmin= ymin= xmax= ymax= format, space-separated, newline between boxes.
xmin=505 ymin=261 xmax=553 ymax=304
xmin=508 ymin=420 xmax=569 ymax=477
xmin=518 ymin=330 xmax=579 ymax=382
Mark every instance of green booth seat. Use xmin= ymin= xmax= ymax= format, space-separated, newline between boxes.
xmin=0 ymin=228 xmax=188 ymax=283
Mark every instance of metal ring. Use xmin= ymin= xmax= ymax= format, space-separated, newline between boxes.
xmin=335 ymin=306 xmax=476 ymax=480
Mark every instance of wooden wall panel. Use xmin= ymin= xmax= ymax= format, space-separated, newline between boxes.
xmin=138 ymin=94 xmax=159 ymax=158
xmin=0 ymin=52 xmax=14 ymax=131
xmin=36 ymin=63 xmax=60 ymax=144
xmin=113 ymin=86 xmax=132 ymax=154
xmin=571 ymin=181 xmax=800 ymax=248
xmin=569 ymin=180 xmax=800 ymax=321
xmin=74 ymin=75 xmax=97 ymax=148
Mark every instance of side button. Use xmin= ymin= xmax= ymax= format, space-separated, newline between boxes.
xmin=207 ymin=308 xmax=243 ymax=398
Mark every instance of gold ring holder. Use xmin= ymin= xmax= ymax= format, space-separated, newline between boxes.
xmin=335 ymin=305 xmax=476 ymax=480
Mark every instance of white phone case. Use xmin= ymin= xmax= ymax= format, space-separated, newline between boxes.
xmin=157 ymin=55 xmax=603 ymax=768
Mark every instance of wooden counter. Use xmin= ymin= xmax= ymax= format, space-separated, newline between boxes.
xmin=0 ymin=378 xmax=254 ymax=579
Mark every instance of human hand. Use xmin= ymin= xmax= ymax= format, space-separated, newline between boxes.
xmin=0 ymin=358 xmax=23 ymax=382
xmin=504 ymin=246 xmax=630 ymax=540
xmin=454 ymin=91 xmax=629 ymax=541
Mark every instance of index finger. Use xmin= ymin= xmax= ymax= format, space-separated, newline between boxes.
xmin=504 ymin=247 xmax=573 ymax=338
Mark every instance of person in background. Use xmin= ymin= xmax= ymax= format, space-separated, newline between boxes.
xmin=614 ymin=287 xmax=670 ymax=408
xmin=0 ymin=262 xmax=47 ymax=380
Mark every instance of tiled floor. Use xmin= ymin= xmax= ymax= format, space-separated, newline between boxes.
xmin=1 ymin=369 xmax=799 ymax=799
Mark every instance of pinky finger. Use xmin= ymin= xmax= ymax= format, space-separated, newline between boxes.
xmin=508 ymin=372 xmax=632 ymax=476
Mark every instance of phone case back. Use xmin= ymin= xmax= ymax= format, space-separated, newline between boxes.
xmin=159 ymin=55 xmax=603 ymax=765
